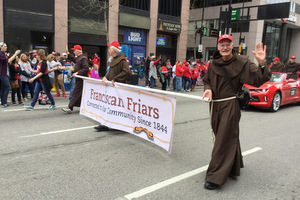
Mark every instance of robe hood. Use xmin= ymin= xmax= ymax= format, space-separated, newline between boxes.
xmin=211 ymin=50 xmax=249 ymax=78
xmin=75 ymin=54 xmax=88 ymax=63
xmin=110 ymin=53 xmax=127 ymax=68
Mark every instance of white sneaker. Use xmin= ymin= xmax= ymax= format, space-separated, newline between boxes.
xmin=62 ymin=107 xmax=72 ymax=114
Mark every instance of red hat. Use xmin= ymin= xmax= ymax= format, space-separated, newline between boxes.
xmin=33 ymin=53 xmax=37 ymax=56
xmin=290 ymin=56 xmax=296 ymax=59
xmin=71 ymin=45 xmax=82 ymax=51
xmin=196 ymin=59 xmax=200 ymax=62
xmin=107 ymin=41 xmax=121 ymax=50
xmin=218 ymin=34 xmax=233 ymax=43
xmin=183 ymin=61 xmax=188 ymax=65
xmin=272 ymin=57 xmax=280 ymax=61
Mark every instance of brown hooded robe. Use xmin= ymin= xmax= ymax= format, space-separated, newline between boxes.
xmin=270 ymin=62 xmax=284 ymax=72
xmin=203 ymin=50 xmax=271 ymax=185
xmin=105 ymin=53 xmax=131 ymax=83
xmin=284 ymin=62 xmax=300 ymax=80
xmin=68 ymin=54 xmax=89 ymax=109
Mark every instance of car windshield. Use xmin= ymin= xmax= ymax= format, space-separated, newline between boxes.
xmin=269 ymin=73 xmax=284 ymax=82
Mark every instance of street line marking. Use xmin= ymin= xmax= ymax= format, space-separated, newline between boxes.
xmin=242 ymin=147 xmax=262 ymax=156
xmin=2 ymin=105 xmax=68 ymax=112
xmin=121 ymin=147 xmax=262 ymax=200
xmin=19 ymin=126 xmax=95 ymax=138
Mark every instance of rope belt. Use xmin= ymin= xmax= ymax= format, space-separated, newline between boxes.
xmin=209 ymin=96 xmax=237 ymax=146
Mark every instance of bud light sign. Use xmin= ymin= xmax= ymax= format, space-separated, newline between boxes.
xmin=124 ymin=28 xmax=146 ymax=45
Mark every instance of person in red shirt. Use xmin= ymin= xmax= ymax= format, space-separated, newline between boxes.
xmin=190 ymin=63 xmax=199 ymax=92
xmin=182 ymin=61 xmax=191 ymax=92
xmin=175 ymin=61 xmax=184 ymax=91
xmin=165 ymin=60 xmax=172 ymax=87
xmin=24 ymin=49 xmax=56 ymax=110
xmin=90 ymin=53 xmax=100 ymax=69
xmin=161 ymin=65 xmax=168 ymax=90
xmin=196 ymin=60 xmax=202 ymax=86
xmin=9 ymin=56 xmax=22 ymax=105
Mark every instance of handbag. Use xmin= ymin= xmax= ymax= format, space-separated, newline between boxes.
xmin=221 ymin=67 xmax=251 ymax=109
xmin=10 ymin=80 xmax=19 ymax=89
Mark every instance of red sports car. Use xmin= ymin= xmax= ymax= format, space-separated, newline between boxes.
xmin=244 ymin=72 xmax=300 ymax=112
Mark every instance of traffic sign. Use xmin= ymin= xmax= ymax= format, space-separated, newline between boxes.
xmin=198 ymin=45 xmax=203 ymax=53
xmin=209 ymin=29 xmax=219 ymax=37
xmin=231 ymin=9 xmax=239 ymax=21
xmin=203 ymin=27 xmax=207 ymax=36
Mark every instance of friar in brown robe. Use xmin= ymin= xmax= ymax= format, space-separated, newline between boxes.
xmin=284 ymin=56 xmax=300 ymax=80
xmin=270 ymin=57 xmax=284 ymax=72
xmin=94 ymin=41 xmax=132 ymax=131
xmin=62 ymin=45 xmax=89 ymax=114
xmin=202 ymin=34 xmax=271 ymax=190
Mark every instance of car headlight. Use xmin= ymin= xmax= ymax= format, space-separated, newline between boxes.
xmin=254 ymin=89 xmax=269 ymax=92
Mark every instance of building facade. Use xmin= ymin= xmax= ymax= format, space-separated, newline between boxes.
xmin=188 ymin=0 xmax=300 ymax=65
xmin=0 ymin=0 xmax=190 ymax=74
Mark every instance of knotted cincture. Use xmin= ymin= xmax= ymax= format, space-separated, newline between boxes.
xmin=209 ymin=96 xmax=237 ymax=146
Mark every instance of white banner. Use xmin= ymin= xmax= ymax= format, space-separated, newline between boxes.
xmin=80 ymin=79 xmax=177 ymax=153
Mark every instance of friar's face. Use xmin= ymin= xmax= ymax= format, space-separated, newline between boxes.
xmin=218 ymin=39 xmax=233 ymax=59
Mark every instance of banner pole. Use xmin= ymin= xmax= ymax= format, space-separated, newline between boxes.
xmin=75 ymin=75 xmax=210 ymax=102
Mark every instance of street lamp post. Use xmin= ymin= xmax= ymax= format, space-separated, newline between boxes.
xmin=226 ymin=0 xmax=232 ymax=34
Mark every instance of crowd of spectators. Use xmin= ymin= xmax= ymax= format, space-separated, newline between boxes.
xmin=0 ymin=42 xmax=76 ymax=109
xmin=1 ymin=41 xmax=211 ymax=109
xmin=133 ymin=55 xmax=210 ymax=92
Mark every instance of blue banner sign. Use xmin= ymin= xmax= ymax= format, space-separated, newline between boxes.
xmin=124 ymin=28 xmax=147 ymax=45
xmin=156 ymin=37 xmax=167 ymax=46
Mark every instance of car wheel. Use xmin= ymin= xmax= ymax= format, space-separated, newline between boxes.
xmin=270 ymin=92 xmax=281 ymax=112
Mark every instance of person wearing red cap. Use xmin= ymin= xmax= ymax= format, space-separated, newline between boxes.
xmin=94 ymin=41 xmax=131 ymax=131
xmin=202 ymin=34 xmax=271 ymax=190
xmin=270 ymin=57 xmax=284 ymax=72
xmin=284 ymin=56 xmax=300 ymax=79
xmin=102 ymin=41 xmax=131 ymax=85
xmin=62 ymin=44 xmax=89 ymax=114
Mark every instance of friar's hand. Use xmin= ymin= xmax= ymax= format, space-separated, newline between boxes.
xmin=102 ymin=76 xmax=108 ymax=85
xmin=203 ymin=89 xmax=212 ymax=102
xmin=252 ymin=43 xmax=266 ymax=66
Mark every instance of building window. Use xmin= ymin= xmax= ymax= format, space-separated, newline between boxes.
xmin=295 ymin=3 xmax=300 ymax=14
xmin=263 ymin=22 xmax=281 ymax=62
xmin=230 ymin=16 xmax=250 ymax=33
xmin=159 ymin=0 xmax=182 ymax=17
xmin=4 ymin=0 xmax=54 ymax=14
xmin=190 ymin=0 xmax=252 ymax=9
xmin=120 ymin=0 xmax=150 ymax=11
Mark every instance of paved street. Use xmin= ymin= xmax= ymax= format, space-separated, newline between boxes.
xmin=1 ymin=86 xmax=300 ymax=200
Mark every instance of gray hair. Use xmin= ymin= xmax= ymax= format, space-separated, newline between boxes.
xmin=110 ymin=46 xmax=121 ymax=54
xmin=38 ymin=49 xmax=45 ymax=54
xmin=0 ymin=42 xmax=6 ymax=47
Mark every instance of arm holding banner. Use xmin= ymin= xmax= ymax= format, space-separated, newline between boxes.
xmin=76 ymin=57 xmax=90 ymax=76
